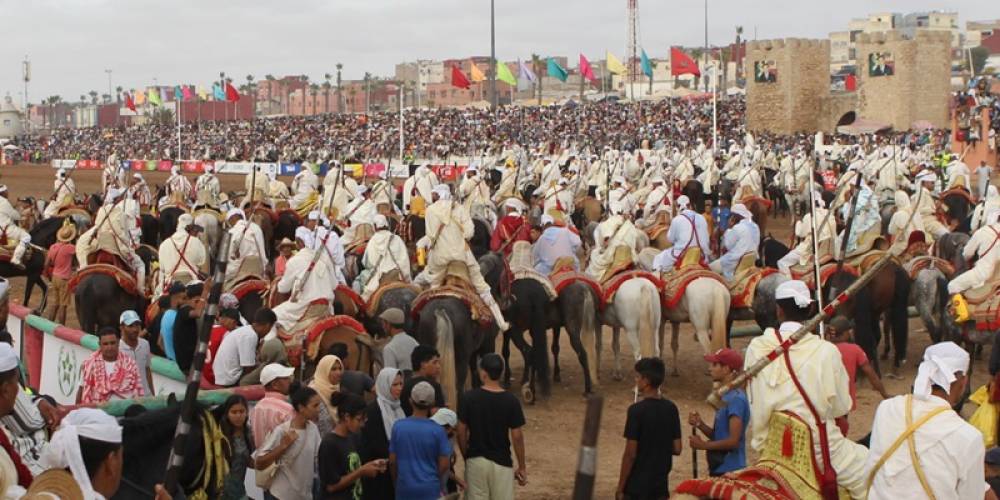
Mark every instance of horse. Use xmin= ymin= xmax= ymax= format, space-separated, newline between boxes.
xmin=274 ymin=209 xmax=301 ymax=247
xmin=470 ymin=218 xmax=492 ymax=259
xmin=113 ymin=402 xmax=221 ymax=500
xmin=499 ymin=277 xmax=555 ymax=403
xmin=157 ymin=205 xmax=186 ymax=243
xmin=192 ymin=209 xmax=223 ymax=268
xmin=138 ymin=213 xmax=160 ymax=247
xmin=682 ymin=180 xmax=706 ymax=214
xmin=0 ymin=246 xmax=48 ymax=311
xmin=414 ymin=296 xmax=494 ymax=407
xmin=940 ymin=188 xmax=974 ymax=233
xmin=604 ymin=276 xmax=662 ymax=380
xmin=74 ymin=251 xmax=154 ymax=334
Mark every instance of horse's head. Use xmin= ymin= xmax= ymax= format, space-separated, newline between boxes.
xmin=935 ymin=231 xmax=971 ymax=274
xmin=86 ymin=193 xmax=103 ymax=215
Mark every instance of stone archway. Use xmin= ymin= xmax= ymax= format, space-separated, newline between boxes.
xmin=836 ymin=111 xmax=856 ymax=127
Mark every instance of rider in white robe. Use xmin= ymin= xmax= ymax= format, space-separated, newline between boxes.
xmin=586 ymin=201 xmax=644 ymax=280
xmin=290 ymin=166 xmax=318 ymax=209
xmin=43 ymin=169 xmax=76 ymax=218
xmin=273 ymin=244 xmax=335 ymax=333
xmin=402 ymin=164 xmax=438 ymax=212
xmin=0 ymin=186 xmax=30 ymax=267
xmin=358 ymin=215 xmax=411 ymax=300
xmin=777 ymin=194 xmax=836 ymax=277
xmin=194 ymin=166 xmax=221 ymax=209
xmin=224 ymin=208 xmax=268 ymax=287
xmin=156 ymin=213 xmax=207 ymax=293
xmin=652 ymin=196 xmax=712 ymax=272
xmin=165 ymin=166 xmax=193 ymax=204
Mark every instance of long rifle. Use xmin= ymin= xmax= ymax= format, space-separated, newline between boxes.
xmin=163 ymin=234 xmax=230 ymax=495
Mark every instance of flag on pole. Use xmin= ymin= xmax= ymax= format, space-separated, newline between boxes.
xmin=148 ymin=87 xmax=162 ymax=106
xmin=469 ymin=62 xmax=486 ymax=82
xmin=496 ymin=61 xmax=517 ymax=86
xmin=845 ymin=74 xmax=857 ymax=92
xmin=125 ymin=93 xmax=136 ymax=112
xmin=670 ymin=47 xmax=701 ymax=77
xmin=182 ymin=85 xmax=194 ymax=101
xmin=547 ymin=58 xmax=568 ymax=82
xmin=579 ymin=54 xmax=597 ymax=83
xmin=159 ymin=87 xmax=169 ymax=105
xmin=212 ymin=84 xmax=226 ymax=100
xmin=225 ymin=82 xmax=240 ymax=102
xmin=197 ymin=86 xmax=209 ymax=101
xmin=606 ymin=51 xmax=627 ymax=75
xmin=134 ymin=90 xmax=146 ymax=105
xmin=518 ymin=60 xmax=537 ymax=82
xmin=174 ymin=85 xmax=184 ymax=101
xmin=451 ymin=65 xmax=471 ymax=89
xmin=640 ymin=49 xmax=653 ymax=78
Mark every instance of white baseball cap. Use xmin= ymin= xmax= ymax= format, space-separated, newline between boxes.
xmin=260 ymin=364 xmax=295 ymax=386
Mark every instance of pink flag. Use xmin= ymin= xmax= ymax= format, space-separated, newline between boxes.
xmin=182 ymin=85 xmax=194 ymax=101
xmin=579 ymin=54 xmax=597 ymax=83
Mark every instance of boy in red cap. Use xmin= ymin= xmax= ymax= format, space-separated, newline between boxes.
xmin=689 ymin=348 xmax=750 ymax=476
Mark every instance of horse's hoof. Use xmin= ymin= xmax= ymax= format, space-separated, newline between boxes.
xmin=521 ymin=385 xmax=535 ymax=405
xmin=612 ymin=371 xmax=624 ymax=382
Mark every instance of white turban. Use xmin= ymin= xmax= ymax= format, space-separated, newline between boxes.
xmin=133 ymin=173 xmax=143 ymax=181
xmin=913 ymin=342 xmax=969 ymax=400
xmin=676 ymin=195 xmax=691 ymax=210
xmin=177 ymin=214 xmax=194 ymax=231
xmin=373 ymin=214 xmax=389 ymax=229
xmin=295 ymin=226 xmax=314 ymax=248
xmin=612 ymin=175 xmax=626 ymax=185
xmin=307 ymin=210 xmax=321 ymax=221
xmin=226 ymin=208 xmax=244 ymax=220
xmin=0 ymin=342 xmax=18 ymax=372
xmin=432 ymin=184 xmax=451 ymax=200
xmin=540 ymin=214 xmax=555 ymax=225
xmin=41 ymin=408 xmax=122 ymax=500
xmin=775 ymin=280 xmax=814 ymax=308
xmin=731 ymin=203 xmax=753 ymax=221
xmin=915 ymin=170 xmax=936 ymax=183
xmin=355 ymin=185 xmax=369 ymax=196
xmin=106 ymin=187 xmax=124 ymax=201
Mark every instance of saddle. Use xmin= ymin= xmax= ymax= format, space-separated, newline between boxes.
xmin=192 ymin=207 xmax=224 ymax=224
xmin=843 ymin=225 xmax=886 ymax=260
xmin=335 ymin=284 xmax=368 ymax=317
xmin=729 ymin=252 xmax=779 ymax=310
xmin=903 ymin=256 xmax=956 ymax=280
xmin=231 ymin=278 xmax=270 ymax=302
xmin=0 ymin=244 xmax=34 ymax=264
xmin=66 ymin=263 xmax=140 ymax=296
xmin=365 ymin=280 xmax=421 ymax=317
xmin=740 ymin=194 xmax=773 ymax=210
xmin=791 ymin=262 xmax=858 ymax=290
xmin=548 ymin=264 xmax=605 ymax=310
xmin=599 ymin=245 xmax=636 ymax=283
xmin=789 ymin=240 xmax=835 ymax=275
xmin=57 ymin=206 xmax=91 ymax=220
xmin=412 ymin=262 xmax=494 ymax=325
xmin=845 ymin=249 xmax=892 ymax=275
xmin=659 ymin=265 xmax=726 ymax=309
xmin=676 ymin=411 xmax=850 ymax=499
xmin=278 ymin=314 xmax=370 ymax=370
xmin=602 ymin=269 xmax=665 ymax=306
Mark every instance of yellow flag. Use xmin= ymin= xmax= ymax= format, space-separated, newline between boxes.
xmin=606 ymin=51 xmax=627 ymax=75
xmin=134 ymin=90 xmax=146 ymax=105
xmin=197 ymin=86 xmax=209 ymax=100
xmin=470 ymin=62 xmax=486 ymax=82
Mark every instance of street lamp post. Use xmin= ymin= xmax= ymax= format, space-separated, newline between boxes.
xmin=489 ymin=0 xmax=497 ymax=110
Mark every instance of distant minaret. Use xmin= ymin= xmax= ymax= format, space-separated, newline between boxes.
xmin=626 ymin=0 xmax=639 ymax=99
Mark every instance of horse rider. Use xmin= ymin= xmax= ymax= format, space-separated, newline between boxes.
xmin=745 ymin=280 xmax=870 ymax=498
xmin=403 ymin=163 xmax=439 ymax=213
xmin=865 ymin=342 xmax=985 ymax=499
xmin=358 ymin=214 xmax=411 ymax=300
xmin=652 ymin=195 xmax=713 ymax=273
xmin=267 ymin=171 xmax=291 ymax=206
xmin=947 ymin=208 xmax=1000 ymax=302
xmin=128 ymin=173 xmax=153 ymax=212
xmin=459 ymin=164 xmax=491 ymax=210
xmin=290 ymin=163 xmax=318 ymax=210
xmin=839 ymin=177 xmax=880 ymax=255
xmin=224 ymin=207 xmax=268 ymax=288
xmin=321 ymin=164 xmax=357 ymax=219
xmin=641 ymin=175 xmax=671 ymax=225
xmin=607 ymin=176 xmax=637 ymax=215
xmin=777 ymin=192 xmax=836 ymax=278
xmin=587 ymin=200 xmax=644 ymax=281
xmin=244 ymin=165 xmax=269 ymax=204
xmin=310 ymin=211 xmax=347 ymax=286
xmin=0 ymin=186 xmax=31 ymax=268
xmin=490 ymin=199 xmax=530 ymax=257
xmin=946 ymin=158 xmax=971 ymax=191
xmin=341 ymin=185 xmax=376 ymax=247
xmin=709 ymin=203 xmax=760 ymax=280
xmin=912 ymin=170 xmax=949 ymax=242
xmin=273 ymin=227 xmax=336 ymax=336
xmin=75 ymin=187 xmax=146 ymax=295
xmin=415 ymin=184 xmax=510 ymax=331
xmin=42 ymin=169 xmax=76 ymax=218
xmin=369 ymin=171 xmax=396 ymax=215
xmin=971 ymin=185 xmax=999 ymax=231
xmin=533 ymin=214 xmax=582 ymax=275
xmin=165 ymin=165 xmax=193 ymax=205
xmin=323 ymin=162 xmax=359 ymax=198
xmin=157 ymin=213 xmax=207 ymax=294
xmin=103 ymin=151 xmax=120 ymax=190
xmin=886 ymin=189 xmax=924 ymax=255
xmin=194 ymin=165 xmax=221 ymax=210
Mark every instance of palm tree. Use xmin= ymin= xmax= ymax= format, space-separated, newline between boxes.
xmin=264 ymin=74 xmax=275 ymax=115
xmin=48 ymin=96 xmax=63 ymax=128
xmin=336 ymin=63 xmax=343 ymax=112
xmin=323 ymin=73 xmax=332 ymax=113
xmin=309 ymin=84 xmax=319 ymax=115
xmin=115 ymin=86 xmax=123 ymax=103
xmin=300 ymin=75 xmax=309 ymax=115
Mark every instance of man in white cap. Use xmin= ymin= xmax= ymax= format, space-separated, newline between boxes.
xmin=652 ymin=195 xmax=712 ymax=272
xmin=128 ymin=173 xmax=153 ymax=211
xmin=587 ymin=200 xmax=643 ymax=281
xmin=417 ymin=184 xmax=510 ymax=330
xmin=459 ymin=164 xmax=491 ymax=209
xmin=403 ymin=163 xmax=440 ymax=214
xmin=607 ymin=176 xmax=636 ymax=215
xmin=744 ymin=280 xmax=869 ymax=498
xmin=194 ymin=164 xmax=221 ymax=210
xmin=359 ymin=214 xmax=410 ymax=300
xmin=947 ymin=207 xmax=1000 ymax=304
xmin=0 ymin=185 xmax=31 ymax=267
xmin=777 ymin=192 xmax=836 ymax=277
xmin=709 ymin=203 xmax=760 ymax=280
xmin=533 ymin=214 xmax=582 ymax=275
xmin=76 ymin=187 xmax=145 ymax=291
xmin=29 ymin=408 xmax=129 ymax=499
xmin=273 ymin=225 xmax=337 ymax=334
xmin=157 ymin=213 xmax=207 ymax=294
xmin=0 ymin=342 xmax=32 ymax=496
xmin=165 ymin=164 xmax=192 ymax=205
xmin=912 ymin=170 xmax=949 ymax=240
xmin=42 ymin=169 xmax=76 ymax=218
xmin=290 ymin=164 xmax=318 ymax=210
xmin=224 ymin=207 xmax=268 ymax=288
xmin=865 ymin=342 xmax=985 ymax=499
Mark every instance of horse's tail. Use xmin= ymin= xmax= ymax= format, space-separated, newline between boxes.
xmin=936 ymin=272 xmax=953 ymax=342
xmin=710 ymin=281 xmax=730 ymax=352
xmin=434 ymin=308 xmax=457 ymax=406
xmin=581 ymin=288 xmax=599 ymax=385
xmin=638 ymin=281 xmax=659 ymax=358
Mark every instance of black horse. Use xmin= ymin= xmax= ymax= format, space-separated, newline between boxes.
xmin=683 ymin=180 xmax=707 ymax=214
xmin=74 ymin=249 xmax=155 ymax=334
xmin=158 ymin=206 xmax=186 ymax=244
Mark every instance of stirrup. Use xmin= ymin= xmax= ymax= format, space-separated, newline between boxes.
xmin=950 ymin=293 xmax=970 ymax=323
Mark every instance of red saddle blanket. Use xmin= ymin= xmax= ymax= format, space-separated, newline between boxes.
xmin=601 ymin=270 xmax=665 ymax=305
xmin=903 ymin=256 xmax=955 ymax=280
xmin=67 ymin=264 xmax=140 ymax=296
xmin=660 ymin=268 xmax=726 ymax=308
xmin=548 ymin=269 xmax=605 ymax=310
xmin=741 ymin=195 xmax=774 ymax=210
xmin=278 ymin=315 xmax=367 ymax=368
xmin=335 ymin=284 xmax=368 ymax=313
xmin=411 ymin=280 xmax=494 ymax=326
xmin=676 ymin=467 xmax=801 ymax=499
xmin=231 ymin=278 xmax=270 ymax=301
xmin=730 ymin=267 xmax=779 ymax=309
xmin=365 ymin=281 xmax=422 ymax=317
xmin=791 ymin=262 xmax=858 ymax=290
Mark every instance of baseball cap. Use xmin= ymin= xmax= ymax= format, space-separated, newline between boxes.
xmin=119 ymin=310 xmax=142 ymax=326
xmin=431 ymin=408 xmax=457 ymax=427
xmin=704 ymin=348 xmax=743 ymax=372
xmin=260 ymin=364 xmax=295 ymax=386
xmin=410 ymin=381 xmax=436 ymax=407
xmin=378 ymin=308 xmax=406 ymax=327
xmin=987 ymin=447 xmax=1000 ymax=466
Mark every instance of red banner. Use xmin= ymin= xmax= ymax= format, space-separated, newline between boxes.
xmin=430 ymin=164 xmax=468 ymax=181
xmin=76 ymin=159 xmax=103 ymax=170
xmin=364 ymin=163 xmax=386 ymax=178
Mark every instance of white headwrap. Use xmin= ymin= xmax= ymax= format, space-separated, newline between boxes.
xmin=294 ymin=226 xmax=314 ymax=248
xmin=731 ymin=203 xmax=753 ymax=221
xmin=540 ymin=214 xmax=555 ymax=225
xmin=915 ymin=170 xmax=936 ymax=183
xmin=355 ymin=185 xmax=369 ymax=196
xmin=307 ymin=210 xmax=321 ymax=221
xmin=775 ymin=280 xmax=814 ymax=308
xmin=40 ymin=408 xmax=122 ymax=500
xmin=913 ymin=342 xmax=969 ymax=400
xmin=106 ymin=187 xmax=123 ymax=201
xmin=226 ymin=208 xmax=244 ymax=220
xmin=177 ymin=214 xmax=194 ymax=232
xmin=676 ymin=195 xmax=691 ymax=210
xmin=432 ymin=184 xmax=451 ymax=200
xmin=373 ymin=214 xmax=389 ymax=229
xmin=0 ymin=342 xmax=18 ymax=372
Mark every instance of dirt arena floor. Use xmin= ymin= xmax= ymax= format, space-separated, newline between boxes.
xmin=0 ymin=163 xmax=983 ymax=498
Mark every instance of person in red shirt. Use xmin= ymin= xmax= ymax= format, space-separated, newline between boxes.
xmin=273 ymin=238 xmax=295 ymax=278
xmin=204 ymin=308 xmax=242 ymax=386
xmin=44 ymin=221 xmax=78 ymax=324
xmin=490 ymin=199 xmax=530 ymax=256
xmin=828 ymin=316 xmax=890 ymax=436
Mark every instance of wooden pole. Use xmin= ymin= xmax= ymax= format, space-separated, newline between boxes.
xmin=571 ymin=395 xmax=604 ymax=500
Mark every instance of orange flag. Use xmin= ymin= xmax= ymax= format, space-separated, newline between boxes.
xmin=470 ymin=61 xmax=486 ymax=82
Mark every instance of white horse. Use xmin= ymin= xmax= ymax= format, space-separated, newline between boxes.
xmin=193 ymin=210 xmax=222 ymax=267
xmin=602 ymin=277 xmax=662 ymax=380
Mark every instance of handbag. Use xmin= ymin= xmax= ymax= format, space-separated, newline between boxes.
xmin=254 ymin=422 xmax=290 ymax=489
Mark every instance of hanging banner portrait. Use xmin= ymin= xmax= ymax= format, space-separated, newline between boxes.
xmin=754 ymin=60 xmax=777 ymax=83
xmin=868 ymin=52 xmax=894 ymax=77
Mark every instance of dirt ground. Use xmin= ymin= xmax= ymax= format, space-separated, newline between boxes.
xmin=0 ymin=163 xmax=982 ymax=499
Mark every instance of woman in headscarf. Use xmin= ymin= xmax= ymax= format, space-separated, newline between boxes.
xmin=309 ymin=354 xmax=344 ymax=436
xmin=359 ymin=367 xmax=404 ymax=500
xmin=887 ymin=189 xmax=925 ymax=255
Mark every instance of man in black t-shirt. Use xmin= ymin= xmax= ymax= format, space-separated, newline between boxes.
xmin=616 ymin=357 xmax=682 ymax=500
xmin=457 ymin=353 xmax=526 ymax=499
xmin=172 ymin=281 xmax=206 ymax=374
xmin=401 ymin=345 xmax=446 ymax=415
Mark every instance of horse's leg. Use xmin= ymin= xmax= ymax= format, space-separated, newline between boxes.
xmin=891 ymin=267 xmax=911 ymax=370
xmin=501 ymin=329 xmax=514 ymax=388
xmin=36 ymin=275 xmax=49 ymax=315
xmin=670 ymin=322 xmax=681 ymax=377
xmin=510 ymin=329 xmax=533 ymax=386
xmin=611 ymin=326 xmax=623 ymax=381
xmin=880 ymin=315 xmax=892 ymax=361
xmin=22 ymin=273 xmax=34 ymax=309
xmin=566 ymin=326 xmax=592 ymax=395
xmin=552 ymin=326 xmax=562 ymax=383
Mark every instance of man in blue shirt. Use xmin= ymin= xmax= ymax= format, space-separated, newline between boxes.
xmin=389 ymin=381 xmax=451 ymax=500
xmin=532 ymin=215 xmax=582 ymax=275
xmin=158 ymin=281 xmax=186 ymax=362
xmin=689 ymin=348 xmax=750 ymax=476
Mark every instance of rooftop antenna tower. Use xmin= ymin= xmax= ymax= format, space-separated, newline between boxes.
xmin=626 ymin=0 xmax=640 ymax=99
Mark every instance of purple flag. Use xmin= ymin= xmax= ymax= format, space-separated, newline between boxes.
xmin=519 ymin=60 xmax=537 ymax=82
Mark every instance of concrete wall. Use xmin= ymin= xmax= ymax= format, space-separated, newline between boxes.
xmin=856 ymin=30 xmax=951 ymax=129
xmin=746 ymin=38 xmax=830 ymax=134
xmin=820 ymin=92 xmax=860 ymax=132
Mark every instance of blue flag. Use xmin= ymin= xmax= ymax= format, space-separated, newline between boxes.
xmin=641 ymin=49 xmax=653 ymax=78
xmin=174 ymin=85 xmax=184 ymax=102
xmin=212 ymin=84 xmax=226 ymax=101
xmin=547 ymin=58 xmax=568 ymax=82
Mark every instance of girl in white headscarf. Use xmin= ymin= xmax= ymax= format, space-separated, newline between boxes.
xmin=360 ymin=367 xmax=404 ymax=499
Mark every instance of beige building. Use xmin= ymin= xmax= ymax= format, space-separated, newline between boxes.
xmin=0 ymin=96 xmax=24 ymax=139
xmin=966 ymin=20 xmax=1000 ymax=49
xmin=394 ymin=60 xmax=445 ymax=105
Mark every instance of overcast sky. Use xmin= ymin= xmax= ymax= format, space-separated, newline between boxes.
xmin=0 ymin=0 xmax=993 ymax=103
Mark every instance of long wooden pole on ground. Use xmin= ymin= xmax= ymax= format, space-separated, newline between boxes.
xmin=571 ymin=395 xmax=604 ymax=500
